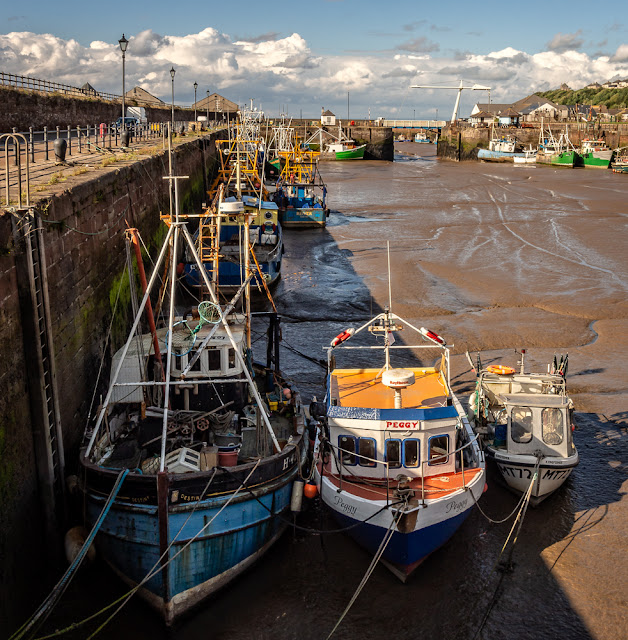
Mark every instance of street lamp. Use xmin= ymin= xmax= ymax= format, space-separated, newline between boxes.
xmin=119 ymin=34 xmax=129 ymax=137
xmin=206 ymin=89 xmax=209 ymax=123
xmin=170 ymin=67 xmax=176 ymax=134
xmin=193 ymin=81 xmax=198 ymax=123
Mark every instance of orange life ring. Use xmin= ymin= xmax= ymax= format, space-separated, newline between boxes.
xmin=486 ymin=364 xmax=515 ymax=375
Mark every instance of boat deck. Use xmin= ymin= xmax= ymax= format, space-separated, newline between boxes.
xmin=321 ymin=462 xmax=483 ymax=501
xmin=329 ymin=368 xmax=448 ymax=409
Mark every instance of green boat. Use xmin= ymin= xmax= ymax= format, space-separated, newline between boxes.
xmin=536 ymin=127 xmax=580 ymax=168
xmin=579 ymin=139 xmax=613 ymax=169
xmin=328 ymin=142 xmax=366 ymax=160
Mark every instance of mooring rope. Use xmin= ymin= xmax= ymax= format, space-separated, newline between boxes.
xmin=10 ymin=469 xmax=130 ymax=640
xmin=325 ymin=505 xmax=405 ymax=640
xmin=31 ymin=462 xmax=258 ymax=639
xmin=468 ymin=459 xmax=540 ymax=640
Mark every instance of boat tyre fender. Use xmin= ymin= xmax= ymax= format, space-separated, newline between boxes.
xmin=486 ymin=364 xmax=516 ymax=375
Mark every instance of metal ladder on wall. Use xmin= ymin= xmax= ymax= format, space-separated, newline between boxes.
xmin=21 ymin=210 xmax=66 ymax=520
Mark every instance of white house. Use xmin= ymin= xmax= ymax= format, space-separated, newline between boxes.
xmin=321 ymin=109 xmax=336 ymax=126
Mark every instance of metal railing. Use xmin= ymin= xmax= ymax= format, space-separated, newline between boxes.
xmin=1 ymin=71 xmax=121 ymax=101
xmin=330 ymin=430 xmax=482 ymax=506
xmin=0 ymin=122 xmax=193 ymax=167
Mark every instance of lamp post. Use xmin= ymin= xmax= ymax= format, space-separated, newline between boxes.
xmin=193 ymin=81 xmax=198 ymax=123
xmin=170 ymin=67 xmax=176 ymax=134
xmin=119 ymin=34 xmax=129 ymax=142
xmin=206 ymin=89 xmax=210 ymax=124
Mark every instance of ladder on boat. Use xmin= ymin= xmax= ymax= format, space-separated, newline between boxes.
xmin=198 ymin=209 xmax=219 ymax=292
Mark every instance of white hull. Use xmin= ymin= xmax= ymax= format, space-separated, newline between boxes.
xmin=489 ymin=448 xmax=579 ymax=504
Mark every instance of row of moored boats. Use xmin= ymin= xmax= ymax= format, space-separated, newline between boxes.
xmin=73 ymin=109 xmax=579 ymax=627
xmin=478 ymin=123 xmax=628 ymax=171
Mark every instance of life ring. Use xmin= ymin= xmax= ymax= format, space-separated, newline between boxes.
xmin=486 ymin=365 xmax=515 ymax=375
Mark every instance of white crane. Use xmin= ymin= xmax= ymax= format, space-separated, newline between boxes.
xmin=411 ymin=80 xmax=491 ymax=123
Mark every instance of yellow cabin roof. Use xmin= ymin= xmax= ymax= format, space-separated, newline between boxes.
xmin=329 ymin=368 xmax=449 ymax=410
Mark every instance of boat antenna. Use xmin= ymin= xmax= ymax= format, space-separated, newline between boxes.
xmin=387 ymin=240 xmax=392 ymax=312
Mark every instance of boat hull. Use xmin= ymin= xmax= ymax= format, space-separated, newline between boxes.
xmin=580 ymin=151 xmax=612 ymax=169
xmin=611 ymin=162 xmax=628 ymax=173
xmin=317 ymin=470 xmax=484 ymax=574
xmin=334 ymin=144 xmax=366 ymax=160
xmin=478 ymin=148 xmax=527 ymax=162
xmin=280 ymin=206 xmax=327 ymax=228
xmin=80 ymin=439 xmax=305 ymax=624
xmin=536 ymin=150 xmax=578 ymax=168
xmin=486 ymin=447 xmax=579 ymax=505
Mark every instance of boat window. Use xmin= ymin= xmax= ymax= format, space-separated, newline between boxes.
xmin=385 ymin=439 xmax=402 ymax=469
xmin=207 ymin=348 xmax=221 ymax=371
xmin=428 ymin=435 xmax=449 ymax=466
xmin=403 ymin=439 xmax=420 ymax=468
xmin=358 ymin=438 xmax=376 ymax=467
xmin=542 ymin=408 xmax=564 ymax=445
xmin=338 ymin=436 xmax=356 ymax=466
xmin=189 ymin=350 xmax=202 ymax=372
xmin=511 ymin=407 xmax=533 ymax=443
xmin=228 ymin=348 xmax=236 ymax=369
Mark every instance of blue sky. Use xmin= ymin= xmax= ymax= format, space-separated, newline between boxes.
xmin=1 ymin=0 xmax=627 ymax=118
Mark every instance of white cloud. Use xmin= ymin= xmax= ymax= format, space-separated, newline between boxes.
xmin=612 ymin=44 xmax=628 ymax=62
xmin=0 ymin=30 xmax=627 ymax=118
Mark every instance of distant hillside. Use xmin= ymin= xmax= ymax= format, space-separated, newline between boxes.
xmin=538 ymin=88 xmax=628 ymax=108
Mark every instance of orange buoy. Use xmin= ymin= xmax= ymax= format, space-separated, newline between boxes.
xmin=303 ymin=483 xmax=318 ymax=499
xmin=486 ymin=364 xmax=515 ymax=375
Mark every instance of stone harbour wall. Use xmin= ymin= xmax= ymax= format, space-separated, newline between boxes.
xmin=0 ymin=85 xmax=195 ymax=132
xmin=0 ymin=133 xmax=222 ymax=634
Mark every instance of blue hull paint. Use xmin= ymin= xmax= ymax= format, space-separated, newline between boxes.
xmin=331 ymin=506 xmax=473 ymax=568
xmin=281 ymin=207 xmax=326 ymax=228
xmin=85 ymin=478 xmax=294 ymax=610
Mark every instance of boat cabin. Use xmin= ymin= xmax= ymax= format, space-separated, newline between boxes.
xmin=497 ymin=393 xmax=575 ymax=459
xmin=110 ymin=319 xmax=246 ymax=410
xmin=327 ymin=367 xmax=460 ymax=479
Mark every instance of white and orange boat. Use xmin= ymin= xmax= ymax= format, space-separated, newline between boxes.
xmin=312 ymin=303 xmax=485 ymax=580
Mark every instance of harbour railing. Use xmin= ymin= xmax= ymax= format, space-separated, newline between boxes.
xmin=0 ymin=121 xmax=200 ymax=167
xmin=1 ymin=71 xmax=121 ymax=102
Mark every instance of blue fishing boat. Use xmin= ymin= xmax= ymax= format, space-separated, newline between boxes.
xmin=182 ymin=196 xmax=283 ymax=291
xmin=79 ymin=189 xmax=307 ymax=625
xmin=273 ymin=153 xmax=329 ymax=228
xmin=312 ymin=267 xmax=485 ymax=579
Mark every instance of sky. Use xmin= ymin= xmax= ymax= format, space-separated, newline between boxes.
xmin=1 ymin=0 xmax=627 ymax=120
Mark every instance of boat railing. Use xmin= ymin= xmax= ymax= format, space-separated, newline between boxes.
xmin=330 ymin=432 xmax=481 ymax=506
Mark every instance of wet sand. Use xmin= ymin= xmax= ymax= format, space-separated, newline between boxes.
xmin=35 ymin=143 xmax=627 ymax=640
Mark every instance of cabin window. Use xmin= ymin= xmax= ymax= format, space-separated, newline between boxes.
xmin=207 ymin=348 xmax=221 ymax=371
xmin=385 ymin=439 xmax=402 ymax=469
xmin=189 ymin=350 xmax=203 ymax=372
xmin=403 ymin=439 xmax=420 ymax=468
xmin=511 ymin=407 xmax=533 ymax=444
xmin=228 ymin=348 xmax=236 ymax=369
xmin=542 ymin=408 xmax=564 ymax=445
xmin=338 ymin=435 xmax=356 ymax=466
xmin=358 ymin=438 xmax=376 ymax=467
xmin=428 ymin=435 xmax=449 ymax=466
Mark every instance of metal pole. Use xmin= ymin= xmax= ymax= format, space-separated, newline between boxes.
xmin=122 ymin=49 xmax=126 ymax=130
xmin=206 ymin=90 xmax=210 ymax=124
xmin=170 ymin=67 xmax=176 ymax=134
xmin=194 ymin=81 xmax=197 ymax=124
